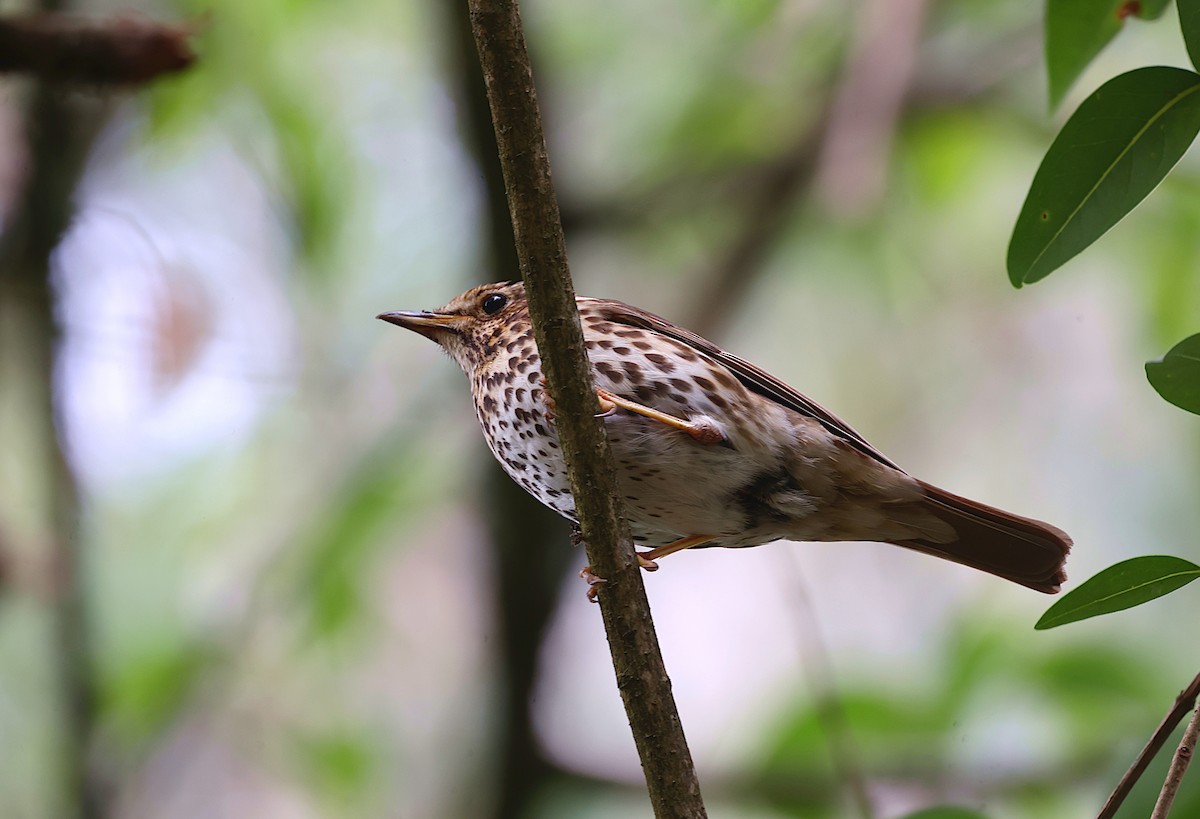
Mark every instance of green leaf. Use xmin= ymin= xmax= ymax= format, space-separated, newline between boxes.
xmin=1183 ymin=0 xmax=1200 ymax=73
xmin=1045 ymin=0 xmax=1170 ymax=110
xmin=1009 ymin=67 xmax=1200 ymax=287
xmin=898 ymin=809 xmax=990 ymax=819
xmin=1146 ymin=332 xmax=1200 ymax=414
xmin=1035 ymin=556 xmax=1200 ymax=630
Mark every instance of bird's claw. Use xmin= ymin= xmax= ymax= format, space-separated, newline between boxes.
xmin=579 ymin=566 xmax=607 ymax=603
xmin=595 ymin=394 xmax=617 ymax=417
xmin=579 ymin=554 xmax=660 ymax=602
xmin=637 ymin=554 xmax=659 ymax=571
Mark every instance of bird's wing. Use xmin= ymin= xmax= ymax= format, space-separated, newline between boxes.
xmin=583 ymin=298 xmax=903 ymax=471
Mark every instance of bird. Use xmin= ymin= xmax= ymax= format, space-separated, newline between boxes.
xmin=378 ymin=281 xmax=1070 ymax=597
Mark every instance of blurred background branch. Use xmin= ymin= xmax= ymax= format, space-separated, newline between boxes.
xmin=0 ymin=6 xmax=195 ymax=818
xmin=0 ymin=14 xmax=194 ymax=84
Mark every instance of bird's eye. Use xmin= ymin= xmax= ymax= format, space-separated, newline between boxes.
xmin=482 ymin=293 xmax=507 ymax=314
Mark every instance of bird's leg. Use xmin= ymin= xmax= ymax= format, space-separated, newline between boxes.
xmin=580 ymin=534 xmax=715 ymax=602
xmin=594 ymin=387 xmax=725 ymax=445
xmin=636 ymin=534 xmax=715 ymax=570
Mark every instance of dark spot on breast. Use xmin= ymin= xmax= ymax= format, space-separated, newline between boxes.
xmin=516 ymin=388 xmax=526 ymax=401
xmin=622 ymin=361 xmax=643 ymax=381
xmin=646 ymin=353 xmax=675 ymax=373
xmin=615 ymin=328 xmax=644 ymax=339
xmin=706 ymin=392 xmax=729 ymax=409
xmin=633 ymin=340 xmax=652 ymax=351
xmin=482 ymin=395 xmax=497 ymax=411
xmin=598 ymin=339 xmax=614 ymax=350
xmin=694 ymin=376 xmax=715 ymax=391
xmin=596 ymin=361 xmax=624 ymax=383
xmin=614 ymin=346 xmax=631 ymax=356
xmin=634 ymin=385 xmax=655 ymax=402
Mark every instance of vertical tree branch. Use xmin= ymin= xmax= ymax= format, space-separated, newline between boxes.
xmin=466 ymin=0 xmax=707 ymax=815
xmin=0 ymin=85 xmax=107 ymax=819
xmin=435 ymin=2 xmax=574 ymax=816
xmin=1151 ymin=701 xmax=1200 ymax=819
xmin=1099 ymin=671 xmax=1200 ymax=819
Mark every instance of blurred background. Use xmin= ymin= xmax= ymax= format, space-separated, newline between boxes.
xmin=2 ymin=0 xmax=1200 ymax=817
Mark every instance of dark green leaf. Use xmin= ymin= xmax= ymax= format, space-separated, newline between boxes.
xmin=1045 ymin=1 xmax=1119 ymax=112
xmin=898 ymin=809 xmax=990 ymax=819
xmin=1009 ymin=67 xmax=1200 ymax=287
xmin=1035 ymin=555 xmax=1200 ymax=629
xmin=1147 ymin=332 xmax=1200 ymax=414
xmin=1045 ymin=0 xmax=1172 ymax=110
xmin=1141 ymin=0 xmax=1176 ymax=18
xmin=1183 ymin=0 xmax=1200 ymax=78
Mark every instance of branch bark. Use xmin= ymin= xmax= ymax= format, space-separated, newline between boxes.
xmin=436 ymin=2 xmax=575 ymax=816
xmin=1098 ymin=671 xmax=1200 ymax=819
xmin=466 ymin=0 xmax=707 ymax=815
xmin=1151 ymin=699 xmax=1200 ymax=819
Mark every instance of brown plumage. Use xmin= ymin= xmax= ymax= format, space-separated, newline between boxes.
xmin=379 ymin=281 xmax=1070 ymax=593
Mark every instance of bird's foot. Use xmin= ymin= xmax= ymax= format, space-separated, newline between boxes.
xmin=579 ymin=554 xmax=661 ymax=602
xmin=579 ymin=566 xmax=607 ymax=603
xmin=594 ymin=387 xmax=726 ymax=445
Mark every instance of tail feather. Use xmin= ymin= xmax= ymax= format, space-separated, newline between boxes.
xmin=892 ymin=481 xmax=1071 ymax=594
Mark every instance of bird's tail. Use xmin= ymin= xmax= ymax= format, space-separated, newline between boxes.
xmin=891 ymin=481 xmax=1071 ymax=594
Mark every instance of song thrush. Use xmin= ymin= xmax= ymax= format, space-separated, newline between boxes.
xmin=379 ymin=282 xmax=1070 ymax=596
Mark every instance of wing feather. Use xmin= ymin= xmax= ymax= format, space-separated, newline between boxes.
xmin=583 ymin=298 xmax=902 ymax=470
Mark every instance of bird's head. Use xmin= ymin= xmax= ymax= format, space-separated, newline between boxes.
xmin=377 ymin=281 xmax=529 ymax=372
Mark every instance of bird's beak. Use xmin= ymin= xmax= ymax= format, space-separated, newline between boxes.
xmin=377 ymin=310 xmax=467 ymax=339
